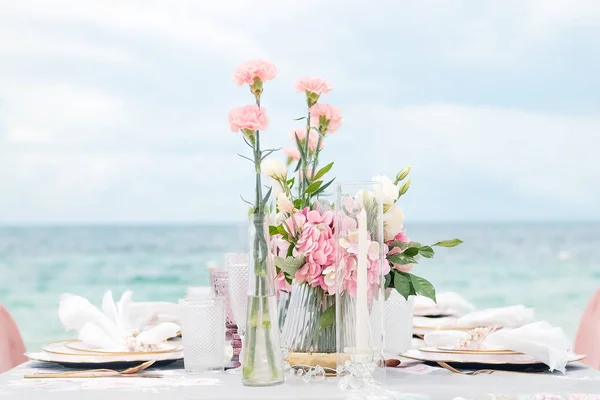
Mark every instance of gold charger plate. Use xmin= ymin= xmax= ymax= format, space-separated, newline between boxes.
xmin=402 ymin=348 xmax=586 ymax=366
xmin=65 ymin=340 xmax=180 ymax=355
xmin=422 ymin=346 xmax=520 ymax=355
xmin=42 ymin=340 xmax=181 ymax=357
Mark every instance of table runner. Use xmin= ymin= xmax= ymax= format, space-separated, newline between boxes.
xmin=1 ymin=360 xmax=599 ymax=399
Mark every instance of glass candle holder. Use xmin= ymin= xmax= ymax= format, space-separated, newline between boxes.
xmin=334 ymin=182 xmax=386 ymax=388
xmin=209 ymin=265 xmax=240 ymax=369
xmin=179 ymin=298 xmax=226 ymax=374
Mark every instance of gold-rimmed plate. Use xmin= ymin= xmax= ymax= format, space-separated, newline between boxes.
xmin=401 ymin=348 xmax=585 ymax=366
xmin=41 ymin=340 xmax=182 ymax=357
xmin=65 ymin=340 xmax=180 ymax=355
xmin=423 ymin=346 xmax=520 ymax=355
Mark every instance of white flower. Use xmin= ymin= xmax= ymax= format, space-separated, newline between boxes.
xmin=276 ymin=193 xmax=294 ymax=213
xmin=323 ymin=265 xmax=336 ymax=289
xmin=372 ymin=175 xmax=399 ymax=205
xmin=356 ymin=189 xmax=375 ymax=210
xmin=261 ymin=158 xmax=287 ymax=180
xmin=383 ymin=204 xmax=404 ymax=241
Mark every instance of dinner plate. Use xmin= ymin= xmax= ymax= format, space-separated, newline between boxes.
xmin=28 ymin=341 xmax=183 ymax=369
xmin=427 ymin=346 xmax=520 ymax=355
xmin=413 ymin=316 xmax=479 ymax=336
xmin=401 ymin=348 xmax=585 ymax=366
xmin=65 ymin=340 xmax=180 ymax=355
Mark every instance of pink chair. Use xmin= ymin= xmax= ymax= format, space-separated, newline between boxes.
xmin=0 ymin=304 xmax=28 ymax=373
xmin=574 ymin=290 xmax=600 ymax=369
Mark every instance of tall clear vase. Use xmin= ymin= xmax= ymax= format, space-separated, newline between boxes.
xmin=241 ymin=214 xmax=284 ymax=386
xmin=281 ymin=283 xmax=336 ymax=355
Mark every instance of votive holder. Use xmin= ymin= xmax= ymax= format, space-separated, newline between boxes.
xmin=179 ymin=298 xmax=226 ymax=374
xmin=334 ymin=182 xmax=386 ymax=388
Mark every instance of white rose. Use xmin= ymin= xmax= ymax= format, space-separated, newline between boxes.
xmin=372 ymin=175 xmax=399 ymax=205
xmin=276 ymin=193 xmax=294 ymax=213
xmin=261 ymin=158 xmax=287 ymax=180
xmin=383 ymin=204 xmax=404 ymax=241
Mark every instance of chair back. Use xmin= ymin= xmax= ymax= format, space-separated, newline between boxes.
xmin=0 ymin=304 xmax=28 ymax=373
xmin=574 ymin=290 xmax=600 ymax=369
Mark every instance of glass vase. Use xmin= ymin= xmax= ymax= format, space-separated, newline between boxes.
xmin=334 ymin=182 xmax=386 ymax=387
xmin=241 ymin=214 xmax=284 ymax=386
xmin=281 ymin=283 xmax=336 ymax=359
xmin=384 ymin=290 xmax=415 ymax=356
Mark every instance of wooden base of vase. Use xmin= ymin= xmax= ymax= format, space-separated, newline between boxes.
xmin=288 ymin=352 xmax=350 ymax=370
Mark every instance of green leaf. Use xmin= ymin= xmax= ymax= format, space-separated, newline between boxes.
xmin=319 ymin=304 xmax=336 ymax=330
xmin=261 ymin=186 xmax=272 ymax=207
xmin=274 ymin=255 xmax=306 ymax=277
xmin=268 ymin=225 xmax=279 ymax=236
xmin=419 ymin=246 xmax=435 ymax=258
xmin=276 ymin=224 xmax=288 ymax=237
xmin=311 ymin=178 xmax=335 ymax=197
xmin=305 ymin=180 xmax=323 ymax=194
xmin=313 ymin=162 xmax=334 ymax=181
xmin=384 ymin=272 xmax=392 ymax=288
xmin=293 ymin=116 xmax=307 ymax=121
xmin=387 ymin=253 xmax=417 ymax=265
xmin=293 ymin=199 xmax=305 ymax=210
xmin=432 ymin=238 xmax=463 ymax=248
xmin=293 ymin=133 xmax=307 ymax=160
xmin=287 ymin=177 xmax=295 ymax=188
xmin=286 ymin=244 xmax=295 ymax=257
xmin=393 ymin=271 xmax=412 ymax=300
xmin=293 ymin=159 xmax=302 ymax=173
xmin=408 ymin=273 xmax=436 ymax=302
xmin=403 ymin=247 xmax=419 ymax=257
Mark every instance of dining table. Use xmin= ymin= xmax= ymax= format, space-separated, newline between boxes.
xmin=1 ymin=359 xmax=599 ymax=399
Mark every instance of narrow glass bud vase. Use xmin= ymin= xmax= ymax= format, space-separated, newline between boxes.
xmin=241 ymin=214 xmax=284 ymax=386
xmin=335 ymin=182 xmax=386 ymax=388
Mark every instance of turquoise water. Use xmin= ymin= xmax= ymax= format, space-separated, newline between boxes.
xmin=1 ymin=223 xmax=599 ymax=350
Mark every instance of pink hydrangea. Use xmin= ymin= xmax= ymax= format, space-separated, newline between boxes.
xmin=275 ymin=272 xmax=292 ymax=294
xmin=228 ymin=105 xmax=268 ymax=132
xmin=294 ymin=77 xmax=333 ymax=95
xmin=309 ymin=104 xmax=342 ymax=133
xmin=233 ymin=60 xmax=277 ymax=86
xmin=284 ymin=147 xmax=301 ymax=160
xmin=290 ymin=128 xmax=323 ymax=151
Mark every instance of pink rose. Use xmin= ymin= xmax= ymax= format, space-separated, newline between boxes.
xmin=309 ymin=104 xmax=342 ymax=134
xmin=289 ymin=128 xmax=323 ymax=152
xmin=228 ymin=105 xmax=269 ymax=132
xmin=275 ymin=272 xmax=292 ymax=293
xmin=233 ymin=60 xmax=277 ymax=86
xmin=294 ymin=77 xmax=333 ymax=95
xmin=394 ymin=231 xmax=410 ymax=243
xmin=284 ymin=147 xmax=301 ymax=160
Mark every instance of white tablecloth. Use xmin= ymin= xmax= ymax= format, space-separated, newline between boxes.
xmin=1 ymin=360 xmax=600 ymax=399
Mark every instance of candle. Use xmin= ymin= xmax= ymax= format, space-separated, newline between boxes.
xmin=355 ymin=209 xmax=369 ymax=359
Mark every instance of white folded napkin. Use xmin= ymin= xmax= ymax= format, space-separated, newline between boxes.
xmin=58 ymin=290 xmax=180 ymax=351
xmin=413 ymin=292 xmax=475 ymax=316
xmin=457 ymin=305 xmax=534 ymax=328
xmin=424 ymin=321 xmax=573 ymax=372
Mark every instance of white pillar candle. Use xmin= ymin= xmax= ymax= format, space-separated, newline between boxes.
xmin=355 ymin=209 xmax=369 ymax=358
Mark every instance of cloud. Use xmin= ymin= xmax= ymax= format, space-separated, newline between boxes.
xmin=0 ymin=0 xmax=599 ymax=222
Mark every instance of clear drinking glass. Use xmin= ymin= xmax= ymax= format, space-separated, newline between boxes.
xmin=226 ymin=253 xmax=249 ymax=336
xmin=179 ymin=298 xmax=226 ymax=374
xmin=334 ymin=182 xmax=386 ymax=387
xmin=209 ymin=266 xmax=240 ymax=369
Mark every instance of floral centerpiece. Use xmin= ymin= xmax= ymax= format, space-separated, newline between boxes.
xmin=260 ymin=78 xmax=462 ymax=360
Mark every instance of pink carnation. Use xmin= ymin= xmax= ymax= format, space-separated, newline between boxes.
xmin=309 ymin=104 xmax=342 ymax=133
xmin=228 ymin=105 xmax=268 ymax=132
xmin=233 ymin=60 xmax=277 ymax=86
xmin=294 ymin=77 xmax=333 ymax=95
xmin=290 ymin=128 xmax=323 ymax=151
xmin=284 ymin=147 xmax=301 ymax=160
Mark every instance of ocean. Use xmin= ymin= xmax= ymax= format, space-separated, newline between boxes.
xmin=1 ymin=223 xmax=598 ymax=351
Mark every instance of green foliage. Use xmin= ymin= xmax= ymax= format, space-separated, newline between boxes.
xmin=313 ymin=162 xmax=334 ymax=181
xmin=432 ymin=239 xmax=463 ymax=248
xmin=305 ymin=180 xmax=323 ymax=194
xmin=274 ymin=255 xmax=306 ymax=277
xmin=319 ymin=304 xmax=336 ymax=330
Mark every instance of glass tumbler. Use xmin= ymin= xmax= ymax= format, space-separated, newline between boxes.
xmin=179 ymin=298 xmax=226 ymax=374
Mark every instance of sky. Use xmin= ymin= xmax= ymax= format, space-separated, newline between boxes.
xmin=0 ymin=0 xmax=599 ymax=224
